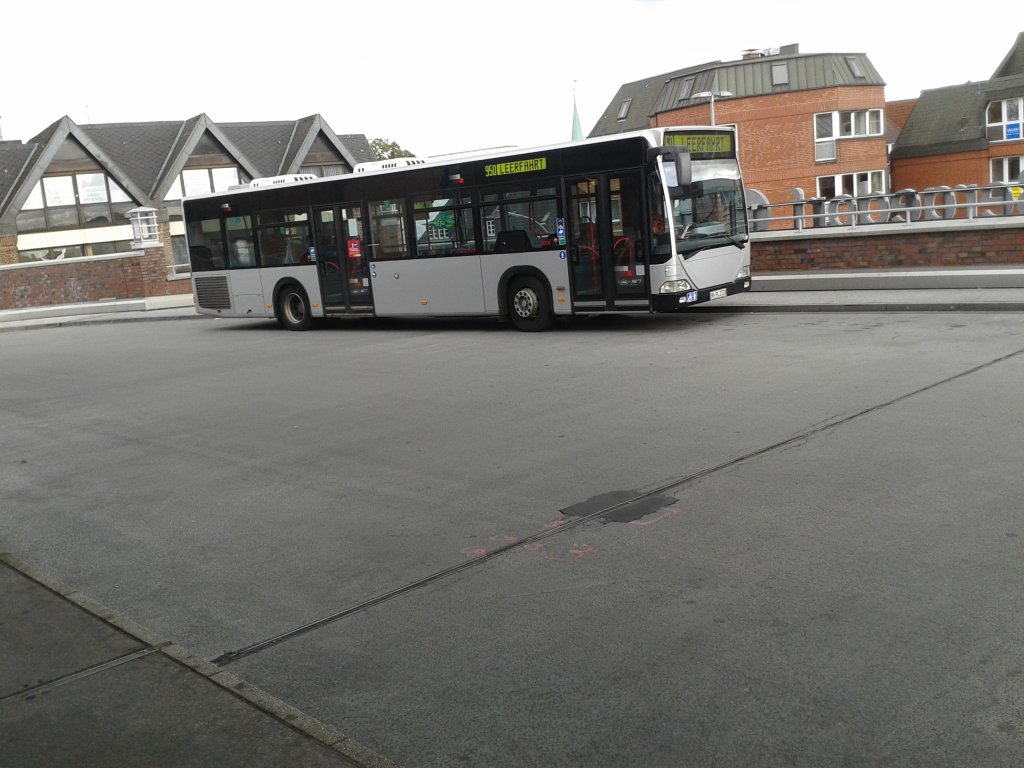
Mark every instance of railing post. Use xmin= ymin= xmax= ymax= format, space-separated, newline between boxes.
xmin=788 ymin=188 xmax=806 ymax=231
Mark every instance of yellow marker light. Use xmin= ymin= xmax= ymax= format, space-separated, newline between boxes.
xmin=555 ymin=285 xmax=566 ymax=291
xmin=420 ymin=300 xmax=429 ymax=305
xmin=558 ymin=296 xmax=567 ymax=302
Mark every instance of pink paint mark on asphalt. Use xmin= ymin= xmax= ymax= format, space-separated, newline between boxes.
xmin=628 ymin=508 xmax=682 ymax=527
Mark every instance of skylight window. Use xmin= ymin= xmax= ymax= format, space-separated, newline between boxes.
xmin=617 ymin=99 xmax=632 ymax=121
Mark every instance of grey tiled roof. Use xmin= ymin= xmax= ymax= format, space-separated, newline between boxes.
xmin=0 ymin=141 xmax=40 ymax=224
xmin=0 ymin=114 xmax=371 ymax=230
xmin=219 ymin=121 xmax=306 ymax=178
xmin=589 ymin=62 xmax=718 ymax=137
xmin=338 ymin=134 xmax=374 ymax=164
xmin=590 ymin=50 xmax=883 ymax=138
xmin=993 ymin=32 xmax=1024 ymax=79
xmin=889 ymin=74 xmax=1024 ymax=159
xmin=85 ymin=121 xmax=196 ymax=199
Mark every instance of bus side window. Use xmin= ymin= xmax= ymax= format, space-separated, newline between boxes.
xmin=369 ymin=200 xmax=408 ymax=260
xmin=481 ymin=185 xmax=559 ymax=252
xmin=186 ymin=217 xmax=226 ymax=271
xmin=258 ymin=227 xmax=287 ymax=267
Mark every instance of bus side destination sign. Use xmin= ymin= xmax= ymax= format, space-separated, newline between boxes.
xmin=484 ymin=157 xmax=548 ymax=178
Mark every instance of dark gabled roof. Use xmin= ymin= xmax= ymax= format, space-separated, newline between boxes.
xmin=992 ymin=31 xmax=1024 ymax=78
xmin=0 ymin=141 xmax=40 ymax=225
xmin=85 ymin=119 xmax=199 ymax=200
xmin=589 ymin=62 xmax=720 ymax=137
xmin=0 ymin=116 xmax=154 ymax=234
xmin=82 ymin=115 xmax=262 ymax=201
xmin=338 ymin=134 xmax=374 ymax=164
xmin=0 ymin=114 xmax=373 ymax=234
xmin=217 ymin=120 xmax=298 ymax=177
xmin=28 ymin=118 xmax=64 ymax=147
xmin=590 ymin=49 xmax=883 ymax=138
xmin=219 ymin=116 xmax=359 ymax=177
xmin=889 ymin=74 xmax=1024 ymax=159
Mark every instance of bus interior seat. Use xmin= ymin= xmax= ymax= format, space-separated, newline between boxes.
xmin=494 ymin=230 xmax=533 ymax=253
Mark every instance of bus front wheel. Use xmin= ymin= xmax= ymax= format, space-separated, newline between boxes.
xmin=277 ymin=285 xmax=313 ymax=331
xmin=508 ymin=276 xmax=552 ymax=332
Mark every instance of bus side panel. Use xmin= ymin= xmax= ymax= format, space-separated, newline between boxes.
xmin=230 ymin=270 xmax=271 ymax=317
xmin=261 ymin=266 xmax=325 ymax=318
xmin=369 ymin=256 xmax=486 ymax=316
xmin=480 ymin=252 xmax=572 ymax=315
xmin=191 ymin=267 xmax=324 ymax=319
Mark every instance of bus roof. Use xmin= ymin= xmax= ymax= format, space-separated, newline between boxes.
xmin=182 ymin=127 xmax=733 ymax=201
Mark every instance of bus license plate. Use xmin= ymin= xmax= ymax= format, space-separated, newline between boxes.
xmin=710 ymin=288 xmax=728 ymax=300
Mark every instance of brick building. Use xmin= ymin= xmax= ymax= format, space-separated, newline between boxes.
xmin=890 ymin=32 xmax=1024 ymax=191
xmin=0 ymin=114 xmax=373 ymax=272
xmin=589 ymin=44 xmax=891 ymax=207
xmin=591 ymin=34 xmax=1024 ymax=209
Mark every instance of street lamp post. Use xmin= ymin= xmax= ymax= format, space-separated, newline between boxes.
xmin=693 ymin=90 xmax=733 ymax=125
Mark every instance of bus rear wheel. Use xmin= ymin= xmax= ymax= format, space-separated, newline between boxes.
xmin=277 ymin=285 xmax=313 ymax=331
xmin=508 ymin=276 xmax=552 ymax=332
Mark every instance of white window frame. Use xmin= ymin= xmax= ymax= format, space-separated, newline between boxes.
xmin=617 ymin=99 xmax=632 ymax=121
xmin=990 ymin=156 xmax=1023 ymax=184
xmin=987 ymin=98 xmax=1023 ymax=142
xmin=816 ymin=169 xmax=886 ymax=198
xmin=814 ymin=109 xmax=883 ymax=162
xmin=163 ymin=166 xmax=241 ymax=201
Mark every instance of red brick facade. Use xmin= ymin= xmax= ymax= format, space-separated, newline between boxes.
xmin=752 ymin=225 xmax=1024 ymax=272
xmin=891 ymin=143 xmax=1024 ymax=192
xmin=0 ymin=240 xmax=190 ymax=310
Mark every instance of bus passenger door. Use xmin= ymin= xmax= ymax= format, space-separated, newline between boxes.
xmin=566 ymin=172 xmax=648 ymax=311
xmin=313 ymin=205 xmax=373 ymax=313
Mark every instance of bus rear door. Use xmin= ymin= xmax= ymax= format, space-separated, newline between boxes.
xmin=313 ymin=204 xmax=374 ymax=315
xmin=566 ymin=171 xmax=649 ymax=312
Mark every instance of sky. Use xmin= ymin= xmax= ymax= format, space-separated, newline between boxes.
xmin=0 ymin=1 xmax=1016 ymax=158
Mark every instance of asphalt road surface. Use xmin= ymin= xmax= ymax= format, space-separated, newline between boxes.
xmin=4 ymin=311 xmax=1024 ymax=767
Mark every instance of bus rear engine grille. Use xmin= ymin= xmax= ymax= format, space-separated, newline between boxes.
xmin=195 ymin=276 xmax=231 ymax=310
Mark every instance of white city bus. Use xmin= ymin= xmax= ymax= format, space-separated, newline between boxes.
xmin=183 ymin=127 xmax=751 ymax=331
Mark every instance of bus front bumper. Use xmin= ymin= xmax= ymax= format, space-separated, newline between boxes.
xmin=651 ymin=276 xmax=752 ymax=313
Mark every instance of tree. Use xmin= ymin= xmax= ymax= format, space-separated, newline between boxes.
xmin=370 ymin=138 xmax=415 ymax=160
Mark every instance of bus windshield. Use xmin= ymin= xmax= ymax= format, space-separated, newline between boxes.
xmin=666 ymin=160 xmax=747 ymax=255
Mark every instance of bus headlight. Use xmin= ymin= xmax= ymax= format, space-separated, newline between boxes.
xmin=736 ymin=265 xmax=750 ymax=280
xmin=659 ymin=279 xmax=693 ymax=294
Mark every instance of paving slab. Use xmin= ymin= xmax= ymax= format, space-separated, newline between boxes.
xmin=0 ymin=559 xmax=391 ymax=768
xmin=0 ymin=563 xmax=144 ymax=699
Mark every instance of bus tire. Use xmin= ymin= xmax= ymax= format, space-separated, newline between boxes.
xmin=508 ymin=276 xmax=552 ymax=332
xmin=277 ymin=284 xmax=313 ymax=331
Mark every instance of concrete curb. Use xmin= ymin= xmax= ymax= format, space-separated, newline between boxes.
xmin=0 ymin=312 xmax=208 ymax=333
xmin=0 ymin=553 xmax=397 ymax=768
xmin=692 ymin=302 xmax=1024 ymax=313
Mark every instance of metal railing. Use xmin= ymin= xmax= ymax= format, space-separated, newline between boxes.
xmin=747 ymin=176 xmax=1024 ymax=232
